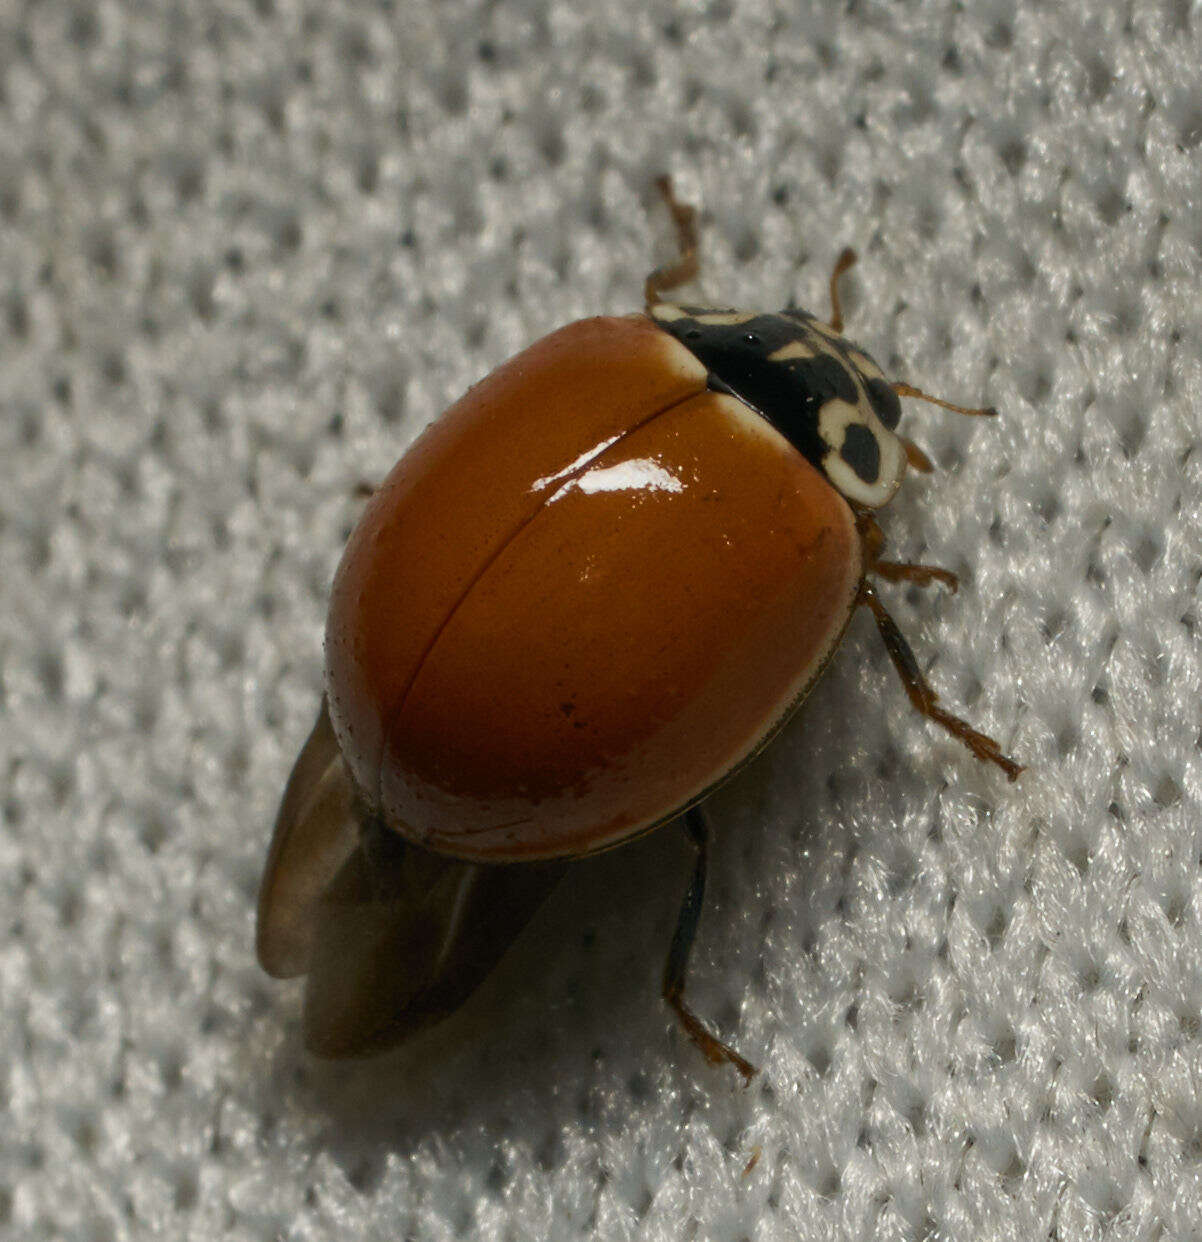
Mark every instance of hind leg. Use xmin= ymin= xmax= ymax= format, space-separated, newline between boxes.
xmin=662 ymin=807 xmax=757 ymax=1082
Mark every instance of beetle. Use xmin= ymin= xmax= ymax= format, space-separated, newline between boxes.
xmin=256 ymin=178 xmax=1022 ymax=1077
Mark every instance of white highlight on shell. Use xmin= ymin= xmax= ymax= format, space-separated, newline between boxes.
xmin=531 ymin=435 xmax=623 ymax=493
xmin=551 ymin=458 xmax=685 ymax=502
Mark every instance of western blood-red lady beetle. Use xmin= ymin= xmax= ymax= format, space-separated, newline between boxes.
xmin=257 ymin=178 xmax=1022 ymax=1076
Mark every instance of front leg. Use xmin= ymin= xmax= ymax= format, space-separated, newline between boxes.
xmin=857 ymin=510 xmax=959 ymax=593
xmin=872 ymin=559 xmax=959 ymax=592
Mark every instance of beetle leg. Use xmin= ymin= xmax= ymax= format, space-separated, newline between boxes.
xmin=662 ymin=807 xmax=757 ymax=1082
xmin=644 ymin=176 xmax=700 ymax=308
xmin=873 ymin=560 xmax=959 ymax=592
xmin=859 ymin=582 xmax=1023 ymax=781
xmin=900 ymin=436 xmax=934 ymax=473
xmin=858 ymin=510 xmax=958 ymax=592
xmin=827 ymin=247 xmax=857 ymax=334
xmin=892 ymin=381 xmax=997 ymax=418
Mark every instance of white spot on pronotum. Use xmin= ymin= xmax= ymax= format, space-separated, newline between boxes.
xmin=816 ymin=395 xmax=906 ymax=507
xmin=808 ymin=335 xmax=851 ymax=366
xmin=845 ymin=347 xmax=884 ymax=381
xmin=816 ymin=398 xmax=866 ymax=452
xmin=695 ymin=310 xmax=756 ymax=326
xmin=809 ymin=318 xmax=845 ymax=341
xmin=650 ymin=302 xmax=687 ymax=322
xmin=769 ymin=340 xmax=816 ymax=362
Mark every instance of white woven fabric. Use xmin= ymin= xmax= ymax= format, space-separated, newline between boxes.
xmin=5 ymin=1 xmax=1202 ymax=1237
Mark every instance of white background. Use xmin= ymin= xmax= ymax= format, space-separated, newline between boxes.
xmin=4 ymin=1 xmax=1201 ymax=1238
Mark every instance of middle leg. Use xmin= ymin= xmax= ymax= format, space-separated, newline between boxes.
xmin=859 ymin=510 xmax=959 ymax=593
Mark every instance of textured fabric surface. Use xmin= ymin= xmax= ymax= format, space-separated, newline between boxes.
xmin=4 ymin=1 xmax=1202 ymax=1238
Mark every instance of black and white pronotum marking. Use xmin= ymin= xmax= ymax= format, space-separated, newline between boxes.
xmin=649 ymin=303 xmax=907 ymax=508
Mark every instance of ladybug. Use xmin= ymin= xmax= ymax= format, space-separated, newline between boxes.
xmin=257 ymin=178 xmax=1022 ymax=1076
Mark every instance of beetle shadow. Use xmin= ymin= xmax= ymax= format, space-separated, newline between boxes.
xmin=250 ymin=664 xmax=883 ymax=1176
xmin=260 ymin=820 xmax=718 ymax=1164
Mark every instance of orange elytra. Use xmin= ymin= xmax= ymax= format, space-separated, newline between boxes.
xmin=257 ymin=178 xmax=1022 ymax=1073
